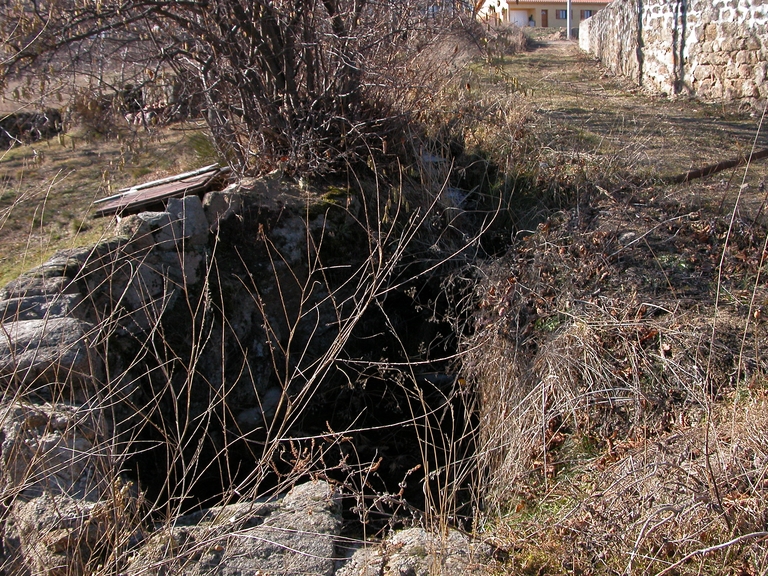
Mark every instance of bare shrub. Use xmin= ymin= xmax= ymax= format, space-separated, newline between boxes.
xmin=0 ymin=0 xmax=482 ymax=175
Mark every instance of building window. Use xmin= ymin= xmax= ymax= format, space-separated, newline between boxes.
xmin=580 ymin=9 xmax=593 ymax=19
xmin=556 ymin=9 xmax=567 ymax=19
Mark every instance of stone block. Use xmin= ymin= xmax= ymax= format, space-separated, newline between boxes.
xmin=735 ymin=50 xmax=757 ymax=65
xmin=6 ymin=490 xmax=140 ymax=576
xmin=117 ymin=214 xmax=157 ymax=250
xmin=709 ymin=51 xmax=731 ymax=67
xmin=135 ymin=211 xmax=182 ymax=249
xmin=167 ymin=196 xmax=209 ymax=248
xmin=697 ymin=78 xmax=715 ymax=94
xmin=745 ymin=35 xmax=762 ymax=50
xmin=337 ymin=527 xmax=492 ymax=576
xmin=723 ymin=79 xmax=740 ymax=99
xmin=203 ymin=188 xmax=243 ymax=232
xmin=0 ymin=293 xmax=83 ymax=323
xmin=756 ymin=63 xmax=767 ymax=84
xmin=0 ymin=275 xmax=79 ymax=301
xmin=692 ymin=64 xmax=713 ymax=81
xmin=180 ymin=250 xmax=205 ymax=287
xmin=272 ymin=214 xmax=307 ymax=266
xmin=738 ymin=63 xmax=754 ymax=78
xmin=741 ymin=79 xmax=760 ymax=98
xmin=124 ymin=481 xmax=342 ymax=576
xmin=724 ymin=62 xmax=741 ymax=79
xmin=711 ymin=79 xmax=725 ymax=98
xmin=721 ymin=34 xmax=747 ymax=52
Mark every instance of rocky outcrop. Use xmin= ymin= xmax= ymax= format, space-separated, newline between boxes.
xmin=0 ymin=180 xmax=363 ymax=573
xmin=0 ymin=172 xmax=480 ymax=574
xmin=0 ymin=401 xmax=141 ymax=575
xmin=580 ymin=0 xmax=768 ymax=107
xmin=0 ymin=195 xmax=213 ymax=573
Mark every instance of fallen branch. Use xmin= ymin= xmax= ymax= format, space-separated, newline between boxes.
xmin=666 ymin=148 xmax=768 ymax=184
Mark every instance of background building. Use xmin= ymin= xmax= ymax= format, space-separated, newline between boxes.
xmin=477 ymin=0 xmax=609 ymax=31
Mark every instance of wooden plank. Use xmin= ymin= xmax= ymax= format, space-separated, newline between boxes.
xmin=115 ymin=163 xmax=221 ymax=194
xmin=94 ymin=163 xmax=221 ymax=206
xmin=93 ymin=166 xmax=227 ymax=217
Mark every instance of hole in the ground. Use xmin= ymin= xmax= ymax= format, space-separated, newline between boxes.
xmin=121 ymin=270 xmax=476 ymax=532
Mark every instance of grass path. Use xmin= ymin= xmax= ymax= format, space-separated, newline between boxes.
xmin=506 ymin=40 xmax=767 ymax=183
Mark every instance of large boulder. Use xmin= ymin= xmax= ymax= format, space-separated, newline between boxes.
xmin=125 ymin=480 xmax=342 ymax=575
xmin=0 ymin=317 xmax=100 ymax=394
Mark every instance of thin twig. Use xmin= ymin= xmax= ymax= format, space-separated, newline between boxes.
xmin=654 ymin=532 xmax=768 ymax=576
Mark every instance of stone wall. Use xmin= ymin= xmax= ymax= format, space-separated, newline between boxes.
xmin=580 ymin=0 xmax=768 ymax=107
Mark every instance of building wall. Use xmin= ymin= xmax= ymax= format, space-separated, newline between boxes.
xmin=579 ymin=0 xmax=768 ymax=107
xmin=479 ymin=2 xmax=608 ymax=29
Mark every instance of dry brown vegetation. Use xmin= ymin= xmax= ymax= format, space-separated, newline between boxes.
xmin=456 ymin=40 xmax=768 ymax=575
xmin=1 ymin=17 xmax=768 ymax=574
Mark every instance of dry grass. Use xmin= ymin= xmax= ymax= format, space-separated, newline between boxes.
xmin=465 ymin=139 xmax=768 ymax=573
xmin=0 ymin=122 xmax=218 ymax=285
xmin=1 ymin=26 xmax=767 ymax=576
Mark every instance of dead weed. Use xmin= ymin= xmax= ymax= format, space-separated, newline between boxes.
xmin=466 ymin=182 xmax=768 ymax=573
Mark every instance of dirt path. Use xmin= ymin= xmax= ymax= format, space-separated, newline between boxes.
xmin=504 ymin=40 xmax=767 ymax=194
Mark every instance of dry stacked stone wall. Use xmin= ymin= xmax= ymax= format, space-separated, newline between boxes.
xmin=580 ymin=0 xmax=767 ymax=108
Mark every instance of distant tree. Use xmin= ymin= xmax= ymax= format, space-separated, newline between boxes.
xmin=1 ymin=0 xmax=465 ymax=175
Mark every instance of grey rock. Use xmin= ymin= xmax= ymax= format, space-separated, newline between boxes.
xmin=203 ymin=188 xmax=242 ymax=231
xmin=272 ymin=214 xmax=307 ymax=265
xmin=167 ymin=196 xmax=210 ymax=248
xmin=0 ymin=402 xmax=111 ymax=500
xmin=6 ymin=491 xmax=138 ymax=576
xmin=0 ymin=317 xmax=101 ymax=390
xmin=337 ymin=527 xmax=491 ymax=576
xmin=236 ymin=387 xmax=283 ymax=431
xmin=117 ymin=214 xmax=159 ymax=249
xmin=176 ymin=249 xmax=205 ymax=287
xmin=0 ymin=275 xmax=79 ymax=300
xmin=125 ymin=480 xmax=342 ymax=576
xmin=136 ymin=211 xmax=182 ymax=249
xmin=123 ymin=200 xmax=210 ymax=251
xmin=0 ymin=293 xmax=83 ymax=322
